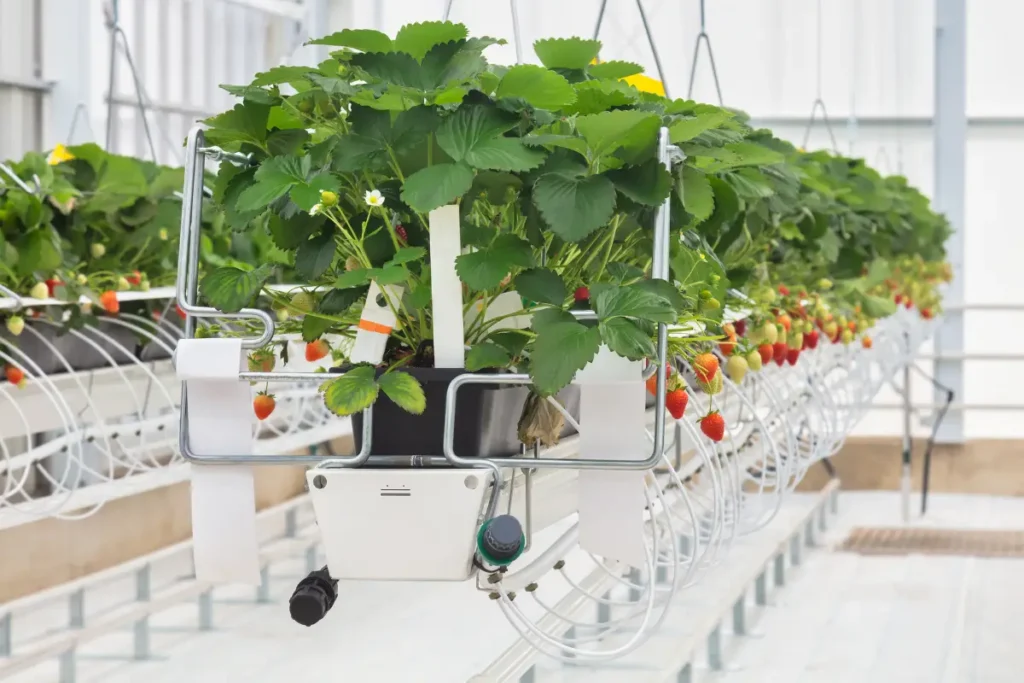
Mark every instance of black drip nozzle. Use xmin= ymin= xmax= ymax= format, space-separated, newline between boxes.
xmin=289 ymin=565 xmax=338 ymax=627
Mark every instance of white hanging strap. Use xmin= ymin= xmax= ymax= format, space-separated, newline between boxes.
xmin=686 ymin=0 xmax=724 ymax=105
xmin=801 ymin=0 xmax=838 ymax=152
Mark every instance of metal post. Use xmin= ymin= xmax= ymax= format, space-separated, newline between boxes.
xmin=818 ymin=503 xmax=828 ymax=532
xmin=134 ymin=564 xmax=151 ymax=660
xmin=805 ymin=519 xmax=816 ymax=548
xmin=677 ymin=663 xmax=693 ymax=683
xmin=791 ymin=534 xmax=802 ymax=565
xmin=257 ymin=565 xmax=271 ymax=603
xmin=285 ymin=508 xmax=298 ymax=538
xmin=732 ymin=596 xmax=746 ymax=635
xmin=901 ymin=351 xmax=912 ymax=523
xmin=198 ymin=590 xmax=213 ymax=631
xmin=0 ymin=613 xmax=10 ymax=656
xmin=69 ymin=588 xmax=84 ymax=628
xmin=755 ymin=571 xmax=767 ymax=606
xmin=520 ymin=665 xmax=536 ymax=682
xmin=59 ymin=649 xmax=76 ymax=683
xmin=305 ymin=545 xmax=318 ymax=574
xmin=564 ymin=625 xmax=576 ymax=661
xmin=830 ymin=488 xmax=839 ymax=515
xmin=628 ymin=567 xmax=642 ymax=602
xmin=932 ymin=0 xmax=966 ymax=444
xmin=708 ymin=623 xmax=723 ymax=670
xmin=774 ymin=553 xmax=785 ymax=586
xmin=597 ymin=590 xmax=611 ymax=623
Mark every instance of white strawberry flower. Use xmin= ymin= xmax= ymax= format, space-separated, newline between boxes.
xmin=309 ymin=203 xmax=323 ymax=216
xmin=364 ymin=189 xmax=385 ymax=208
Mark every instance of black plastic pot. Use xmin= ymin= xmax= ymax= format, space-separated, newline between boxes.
xmin=349 ymin=367 xmax=581 ymax=458
xmin=0 ymin=320 xmax=174 ymax=375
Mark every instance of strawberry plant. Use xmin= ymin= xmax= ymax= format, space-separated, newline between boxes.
xmin=192 ymin=22 xmax=950 ymax=421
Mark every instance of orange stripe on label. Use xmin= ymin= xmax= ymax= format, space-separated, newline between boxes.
xmin=358 ymin=319 xmax=393 ymax=335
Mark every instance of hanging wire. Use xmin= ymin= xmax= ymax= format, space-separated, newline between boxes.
xmin=103 ymin=1 xmax=158 ymax=162
xmin=686 ymin=0 xmax=724 ymax=105
xmin=801 ymin=0 xmax=838 ymax=152
xmin=592 ymin=0 xmax=672 ymax=99
xmin=893 ymin=0 xmax=905 ymax=173
xmin=444 ymin=0 xmax=523 ymax=64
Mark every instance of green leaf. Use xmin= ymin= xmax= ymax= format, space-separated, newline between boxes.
xmin=319 ymin=286 xmax=367 ymax=314
xmin=529 ymin=322 xmax=602 ymax=395
xmin=400 ymin=162 xmax=475 ymax=213
xmin=302 ymin=314 xmax=334 ymax=342
xmin=606 ymin=159 xmax=672 ymax=206
xmin=378 ymin=371 xmax=426 ymax=414
xmin=200 ymin=264 xmax=274 ymax=313
xmin=386 ymin=246 xmax=427 ymax=267
xmin=533 ymin=37 xmax=601 ymax=70
xmin=290 ymin=172 xmax=340 ymax=211
xmin=778 ymin=221 xmax=804 ymax=241
xmin=532 ymin=173 xmax=616 ymax=242
xmin=295 ymin=231 xmax=335 ymax=280
xmin=266 ymin=128 xmax=310 ymax=156
xmin=587 ymin=60 xmax=644 ymax=79
xmin=593 ymin=285 xmax=676 ymax=323
xmin=456 ymin=234 xmax=533 ymax=291
xmin=394 ymin=21 xmax=468 ymax=61
xmin=669 ymin=110 xmax=733 ymax=143
xmin=466 ymin=343 xmax=512 ymax=371
xmin=496 ymin=65 xmax=576 ymax=110
xmin=633 ymin=279 xmax=687 ymax=314
xmin=435 ymin=105 xmax=545 ymax=171
xmin=514 ymin=268 xmax=566 ymax=306
xmin=531 ymin=307 xmax=576 ymax=331
xmin=322 ymin=366 xmax=379 ymax=417
xmin=308 ymin=28 xmax=393 ymax=52
xmin=334 ymin=268 xmax=372 ymax=289
xmin=203 ymin=102 xmax=270 ymax=148
xmin=370 ymin=264 xmax=408 ymax=286
xmin=566 ymin=79 xmax=639 ymax=116
xmin=599 ymin=318 xmax=656 ymax=360
xmin=251 ymin=65 xmax=316 ymax=86
xmin=267 ymin=212 xmax=322 ymax=250
xmin=350 ymin=51 xmax=428 ymax=90
xmin=308 ymin=74 xmax=355 ymax=96
xmin=236 ymin=155 xmax=311 ymax=212
xmin=17 ymin=228 xmax=61 ymax=277
xmin=576 ymin=109 xmax=659 ymax=158
xmin=489 ymin=330 xmax=529 ymax=358
xmin=678 ymin=166 xmax=714 ymax=222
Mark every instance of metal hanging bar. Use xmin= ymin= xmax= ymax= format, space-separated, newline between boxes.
xmin=800 ymin=0 xmax=838 ymax=152
xmin=686 ymin=0 xmax=724 ymax=105
xmin=444 ymin=0 xmax=523 ymax=64
xmin=592 ymin=0 xmax=672 ymax=99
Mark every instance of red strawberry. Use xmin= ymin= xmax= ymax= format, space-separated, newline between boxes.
xmin=904 ymin=299 xmax=913 ymax=310
xmin=894 ymin=294 xmax=904 ymax=305
xmin=45 ymin=278 xmax=63 ymax=296
xmin=248 ymin=349 xmax=276 ymax=373
xmin=645 ymin=364 xmax=671 ymax=395
xmin=99 ymin=290 xmax=119 ymax=315
xmin=778 ymin=285 xmax=790 ymax=296
xmin=693 ymin=353 xmax=719 ymax=384
xmin=719 ymin=334 xmax=736 ymax=356
xmin=5 ymin=365 xmax=25 ymax=387
xmin=395 ymin=224 xmax=408 ymax=244
xmin=253 ymin=392 xmax=276 ymax=421
xmin=806 ymin=330 xmax=819 ymax=349
xmin=176 ymin=304 xmax=187 ymax=320
xmin=778 ymin=314 xmax=792 ymax=332
xmin=665 ymin=388 xmax=689 ymax=420
xmin=862 ymin=336 xmax=873 ymax=349
xmin=574 ymin=286 xmax=590 ymax=302
xmin=921 ymin=308 xmax=933 ymax=320
xmin=734 ymin=319 xmax=747 ymax=337
xmin=700 ymin=411 xmax=725 ymax=442
xmin=758 ymin=344 xmax=774 ymax=365
xmin=773 ymin=342 xmax=787 ymax=362
xmin=305 ymin=339 xmax=330 ymax=362
xmin=786 ymin=348 xmax=800 ymax=366
xmin=126 ymin=270 xmax=142 ymax=286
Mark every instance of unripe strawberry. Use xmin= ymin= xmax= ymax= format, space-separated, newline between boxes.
xmin=763 ymin=322 xmax=778 ymax=345
xmin=319 ymin=190 xmax=339 ymax=207
xmin=29 ymin=282 xmax=48 ymax=299
xmin=116 ymin=276 xmax=130 ymax=291
xmin=746 ymin=348 xmax=763 ymax=372
xmin=699 ymin=372 xmax=723 ymax=395
xmin=290 ymin=291 xmax=315 ymax=313
xmin=6 ymin=315 xmax=25 ymax=336
xmin=841 ymin=329 xmax=853 ymax=345
xmin=90 ymin=243 xmax=106 ymax=258
xmin=789 ymin=332 xmax=803 ymax=350
xmin=818 ymin=278 xmax=832 ymax=290
xmin=158 ymin=228 xmax=169 ymax=241
xmin=777 ymin=325 xmax=787 ymax=346
xmin=76 ymin=273 xmax=88 ymax=285
xmin=345 ymin=256 xmax=360 ymax=271
xmin=726 ymin=354 xmax=748 ymax=384
xmin=276 ymin=308 xmax=289 ymax=322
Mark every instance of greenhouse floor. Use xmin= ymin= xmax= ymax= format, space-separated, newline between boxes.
xmin=9 ymin=491 xmax=1024 ymax=683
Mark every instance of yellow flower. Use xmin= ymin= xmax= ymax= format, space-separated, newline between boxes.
xmin=47 ymin=143 xmax=74 ymax=166
xmin=623 ymin=73 xmax=665 ymax=97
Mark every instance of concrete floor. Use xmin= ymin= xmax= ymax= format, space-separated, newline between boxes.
xmin=8 ymin=491 xmax=1024 ymax=683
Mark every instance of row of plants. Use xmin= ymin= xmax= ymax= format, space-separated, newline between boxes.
xmin=181 ymin=22 xmax=949 ymax=444
xmin=0 ymin=143 xmax=294 ymax=335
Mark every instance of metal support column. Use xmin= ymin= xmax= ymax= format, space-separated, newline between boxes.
xmin=933 ymin=0 xmax=966 ymax=444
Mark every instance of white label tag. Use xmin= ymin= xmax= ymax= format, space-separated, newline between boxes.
xmin=428 ymin=204 xmax=466 ymax=369
xmin=350 ymin=281 xmax=404 ymax=365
